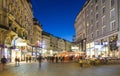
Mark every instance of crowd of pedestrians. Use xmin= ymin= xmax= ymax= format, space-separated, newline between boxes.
xmin=1 ymin=54 xmax=120 ymax=71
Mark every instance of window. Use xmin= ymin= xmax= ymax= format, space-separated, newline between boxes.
xmin=110 ymin=8 xmax=115 ymax=18
xmin=91 ymin=10 xmax=93 ymax=16
xmin=96 ymin=21 xmax=99 ymax=28
xmin=91 ymin=4 xmax=93 ymax=9
xmin=110 ymin=20 xmax=116 ymax=31
xmin=91 ymin=25 xmax=94 ymax=31
xmin=102 ymin=0 xmax=105 ymax=3
xmin=96 ymin=30 xmax=99 ymax=37
xmin=91 ymin=19 xmax=93 ymax=24
xmin=102 ymin=6 xmax=105 ymax=14
xmin=91 ymin=33 xmax=94 ymax=39
xmin=95 ymin=0 xmax=98 ymax=3
xmin=96 ymin=13 xmax=99 ymax=19
xmin=96 ymin=5 xmax=98 ymax=11
xmin=111 ymin=0 xmax=115 ymax=7
xmin=102 ymin=16 xmax=105 ymax=25
xmin=102 ymin=26 xmax=106 ymax=35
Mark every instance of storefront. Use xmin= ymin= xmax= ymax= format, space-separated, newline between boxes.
xmin=10 ymin=36 xmax=28 ymax=62
xmin=86 ymin=42 xmax=95 ymax=58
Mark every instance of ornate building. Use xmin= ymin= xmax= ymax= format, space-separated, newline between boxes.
xmin=42 ymin=31 xmax=51 ymax=56
xmin=32 ymin=18 xmax=42 ymax=57
xmin=0 ymin=0 xmax=34 ymax=62
xmin=58 ymin=38 xmax=65 ymax=52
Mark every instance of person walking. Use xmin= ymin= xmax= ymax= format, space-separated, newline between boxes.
xmin=15 ymin=56 xmax=18 ymax=66
xmin=15 ymin=57 xmax=20 ymax=66
xmin=79 ymin=56 xmax=83 ymax=68
xmin=37 ymin=54 xmax=42 ymax=67
xmin=29 ymin=56 xmax=32 ymax=63
xmin=1 ymin=56 xmax=7 ymax=71
xmin=26 ymin=56 xmax=28 ymax=63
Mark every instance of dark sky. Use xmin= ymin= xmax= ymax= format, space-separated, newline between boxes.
xmin=31 ymin=0 xmax=86 ymax=42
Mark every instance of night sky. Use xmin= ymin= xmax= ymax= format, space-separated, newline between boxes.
xmin=31 ymin=0 xmax=86 ymax=42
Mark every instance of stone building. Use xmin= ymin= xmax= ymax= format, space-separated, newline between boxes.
xmin=32 ymin=18 xmax=42 ymax=57
xmin=0 ymin=0 xmax=34 ymax=62
xmin=75 ymin=0 xmax=120 ymax=58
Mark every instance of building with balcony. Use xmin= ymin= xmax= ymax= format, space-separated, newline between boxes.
xmin=49 ymin=35 xmax=59 ymax=55
xmin=58 ymin=38 xmax=65 ymax=52
xmin=32 ymin=18 xmax=42 ymax=57
xmin=65 ymin=40 xmax=72 ymax=52
xmin=42 ymin=31 xmax=51 ymax=56
xmin=0 ymin=0 xmax=34 ymax=62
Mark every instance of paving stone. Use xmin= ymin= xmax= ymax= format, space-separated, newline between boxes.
xmin=0 ymin=61 xmax=120 ymax=76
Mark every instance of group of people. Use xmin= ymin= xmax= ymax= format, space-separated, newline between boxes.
xmin=0 ymin=55 xmax=43 ymax=71
xmin=46 ymin=56 xmax=65 ymax=63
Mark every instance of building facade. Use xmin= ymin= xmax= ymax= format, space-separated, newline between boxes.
xmin=75 ymin=0 xmax=120 ymax=58
xmin=58 ymin=38 xmax=65 ymax=52
xmin=0 ymin=0 xmax=34 ymax=62
xmin=74 ymin=6 xmax=86 ymax=54
xmin=42 ymin=31 xmax=73 ymax=56
xmin=42 ymin=31 xmax=51 ymax=56
xmin=49 ymin=35 xmax=59 ymax=55
xmin=32 ymin=18 xmax=42 ymax=57
xmin=65 ymin=40 xmax=72 ymax=52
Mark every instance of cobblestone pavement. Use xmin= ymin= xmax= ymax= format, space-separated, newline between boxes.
xmin=0 ymin=60 xmax=120 ymax=76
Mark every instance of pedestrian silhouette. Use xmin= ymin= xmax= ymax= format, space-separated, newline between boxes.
xmin=37 ymin=54 xmax=42 ymax=67
xmin=1 ymin=56 xmax=7 ymax=71
xmin=15 ymin=56 xmax=20 ymax=66
xmin=29 ymin=56 xmax=32 ymax=63
xmin=26 ymin=56 xmax=29 ymax=63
